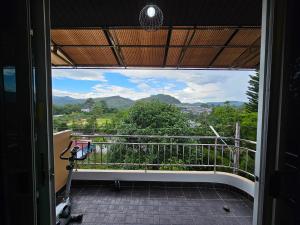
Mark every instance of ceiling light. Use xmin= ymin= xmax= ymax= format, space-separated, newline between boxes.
xmin=147 ymin=6 xmax=156 ymax=18
xmin=139 ymin=4 xmax=163 ymax=31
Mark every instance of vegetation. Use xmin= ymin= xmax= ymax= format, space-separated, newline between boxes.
xmin=53 ymin=91 xmax=258 ymax=178
xmin=245 ymin=71 xmax=259 ymax=112
xmin=115 ymin=100 xmax=190 ymax=135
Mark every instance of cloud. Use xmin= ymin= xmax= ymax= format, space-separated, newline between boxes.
xmin=52 ymin=69 xmax=254 ymax=103
xmin=52 ymin=69 xmax=107 ymax=81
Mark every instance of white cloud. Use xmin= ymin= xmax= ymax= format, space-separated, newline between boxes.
xmin=52 ymin=69 xmax=107 ymax=81
xmin=52 ymin=69 xmax=254 ymax=103
xmin=52 ymin=89 xmax=98 ymax=99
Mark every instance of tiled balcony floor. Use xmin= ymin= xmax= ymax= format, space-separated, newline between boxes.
xmin=68 ymin=182 xmax=253 ymax=225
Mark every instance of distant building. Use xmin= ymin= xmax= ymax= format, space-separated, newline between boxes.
xmin=81 ymin=108 xmax=91 ymax=113
xmin=175 ymin=104 xmax=212 ymax=115
xmin=53 ymin=114 xmax=63 ymax=118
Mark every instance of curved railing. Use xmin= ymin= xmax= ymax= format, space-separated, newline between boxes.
xmin=72 ymin=134 xmax=256 ymax=181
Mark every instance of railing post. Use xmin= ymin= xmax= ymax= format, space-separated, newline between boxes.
xmin=234 ymin=122 xmax=240 ymax=174
xmin=214 ymin=137 xmax=217 ymax=174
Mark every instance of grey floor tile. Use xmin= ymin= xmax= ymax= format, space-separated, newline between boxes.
xmin=65 ymin=182 xmax=253 ymax=225
xmin=200 ymin=189 xmax=220 ymax=200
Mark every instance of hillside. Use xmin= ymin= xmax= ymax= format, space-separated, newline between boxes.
xmin=139 ymin=94 xmax=181 ymax=104
xmin=53 ymin=94 xmax=245 ymax=109
xmin=95 ymin=96 xmax=134 ymax=109
xmin=52 ymin=96 xmax=84 ymax=106
xmin=53 ymin=95 xmax=134 ymax=109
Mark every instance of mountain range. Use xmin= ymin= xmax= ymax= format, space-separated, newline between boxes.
xmin=53 ymin=94 xmax=245 ymax=109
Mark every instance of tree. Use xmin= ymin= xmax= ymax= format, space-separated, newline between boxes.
xmin=108 ymin=101 xmax=193 ymax=169
xmin=84 ymin=116 xmax=97 ymax=133
xmin=118 ymin=100 xmax=190 ymax=135
xmin=84 ymin=98 xmax=95 ymax=109
xmin=245 ymin=71 xmax=259 ymax=112
xmin=91 ymin=103 xmax=104 ymax=116
xmin=206 ymin=105 xmax=242 ymax=136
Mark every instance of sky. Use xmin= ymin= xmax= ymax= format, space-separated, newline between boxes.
xmin=51 ymin=69 xmax=254 ymax=103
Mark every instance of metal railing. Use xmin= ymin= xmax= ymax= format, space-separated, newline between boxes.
xmin=72 ymin=134 xmax=256 ymax=180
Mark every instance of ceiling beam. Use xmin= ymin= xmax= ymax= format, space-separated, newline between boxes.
xmin=176 ymin=27 xmax=197 ymax=68
xmin=51 ymin=41 xmax=75 ymax=66
xmin=208 ymin=29 xmax=239 ymax=67
xmin=52 ymin=44 xmax=259 ymax=48
xmin=103 ymin=29 xmax=126 ymax=67
xmin=51 ymin=26 xmax=260 ymax=31
xmin=231 ymin=36 xmax=261 ymax=67
xmin=163 ymin=27 xmax=172 ymax=67
xmin=230 ymin=37 xmax=260 ymax=68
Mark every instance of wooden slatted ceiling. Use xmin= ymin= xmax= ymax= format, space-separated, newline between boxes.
xmin=169 ymin=27 xmax=194 ymax=46
xmin=181 ymin=48 xmax=221 ymax=67
xmin=166 ymin=48 xmax=182 ymax=66
xmin=111 ymin=29 xmax=168 ymax=45
xmin=61 ymin=47 xmax=118 ymax=66
xmin=51 ymin=29 xmax=109 ymax=45
xmin=122 ymin=47 xmax=165 ymax=66
xmin=51 ymin=27 xmax=261 ymax=68
xmin=190 ymin=29 xmax=235 ymax=45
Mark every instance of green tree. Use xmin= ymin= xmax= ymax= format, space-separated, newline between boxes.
xmin=84 ymin=98 xmax=95 ymax=109
xmin=91 ymin=102 xmax=104 ymax=116
xmin=84 ymin=116 xmax=97 ymax=133
xmin=206 ymin=105 xmax=241 ymax=136
xmin=53 ymin=119 xmax=68 ymax=131
xmin=240 ymin=112 xmax=258 ymax=140
xmin=119 ymin=100 xmax=190 ymax=135
xmin=245 ymin=71 xmax=259 ymax=112
xmin=107 ymin=101 xmax=193 ymax=169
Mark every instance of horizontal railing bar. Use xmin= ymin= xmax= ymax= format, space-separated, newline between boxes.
xmin=239 ymin=139 xmax=257 ymax=145
xmin=80 ymin=162 xmax=231 ymax=167
xmin=92 ymin=142 xmax=229 ymax=147
xmin=73 ymin=134 xmax=256 ymax=148
xmin=72 ymin=134 xmax=235 ymax=140
xmin=239 ymin=146 xmax=257 ymax=153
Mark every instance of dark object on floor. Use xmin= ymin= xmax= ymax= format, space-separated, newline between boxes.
xmin=223 ymin=205 xmax=231 ymax=212
xmin=114 ymin=180 xmax=121 ymax=191
xmin=70 ymin=214 xmax=83 ymax=223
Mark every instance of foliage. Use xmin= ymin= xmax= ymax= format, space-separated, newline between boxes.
xmin=115 ymin=100 xmax=191 ymax=135
xmin=245 ymin=71 xmax=259 ymax=112
xmin=206 ymin=104 xmax=242 ymax=137
xmin=83 ymin=98 xmax=95 ymax=109
xmin=54 ymin=97 xmax=258 ymax=178
xmin=52 ymin=104 xmax=81 ymax=115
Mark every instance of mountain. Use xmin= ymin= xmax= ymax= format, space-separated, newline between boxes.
xmin=52 ymin=96 xmax=84 ymax=106
xmin=53 ymin=95 xmax=134 ymax=109
xmin=139 ymin=94 xmax=181 ymax=104
xmin=53 ymin=95 xmax=245 ymax=109
xmin=95 ymin=96 xmax=134 ymax=109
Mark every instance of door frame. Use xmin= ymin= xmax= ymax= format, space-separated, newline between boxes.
xmin=253 ymin=0 xmax=288 ymax=224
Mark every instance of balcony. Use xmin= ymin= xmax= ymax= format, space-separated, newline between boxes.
xmin=54 ymin=130 xmax=255 ymax=225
